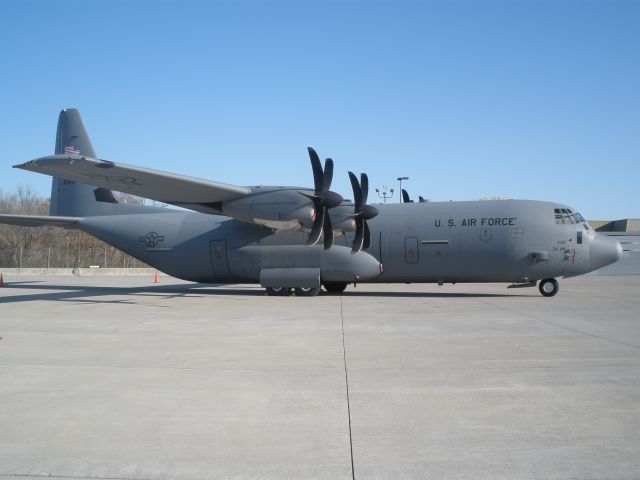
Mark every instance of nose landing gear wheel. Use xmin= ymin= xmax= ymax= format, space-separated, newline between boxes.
xmin=294 ymin=286 xmax=321 ymax=297
xmin=539 ymin=278 xmax=559 ymax=297
xmin=266 ymin=287 xmax=291 ymax=296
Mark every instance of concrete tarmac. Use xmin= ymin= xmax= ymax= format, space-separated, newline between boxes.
xmin=1 ymin=275 xmax=639 ymax=479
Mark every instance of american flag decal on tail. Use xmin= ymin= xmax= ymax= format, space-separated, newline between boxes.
xmin=64 ymin=145 xmax=80 ymax=155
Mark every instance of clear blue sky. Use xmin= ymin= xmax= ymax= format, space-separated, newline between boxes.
xmin=1 ymin=0 xmax=638 ymax=219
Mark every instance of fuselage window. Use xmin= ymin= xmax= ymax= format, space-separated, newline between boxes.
xmin=577 ymin=231 xmax=583 ymax=244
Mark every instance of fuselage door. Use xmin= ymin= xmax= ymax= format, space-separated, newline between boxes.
xmin=210 ymin=240 xmax=230 ymax=278
xmin=405 ymin=237 xmax=419 ymax=264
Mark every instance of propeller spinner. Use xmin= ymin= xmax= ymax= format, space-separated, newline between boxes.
xmin=348 ymin=171 xmax=379 ymax=253
xmin=304 ymin=147 xmax=343 ymax=249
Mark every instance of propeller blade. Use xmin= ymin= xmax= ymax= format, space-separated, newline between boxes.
xmin=363 ymin=221 xmax=372 ymax=250
xmin=352 ymin=220 xmax=364 ymax=253
xmin=307 ymin=205 xmax=324 ymax=246
xmin=360 ymin=173 xmax=369 ymax=206
xmin=348 ymin=171 xmax=362 ymax=210
xmin=348 ymin=170 xmax=376 ymax=252
xmin=308 ymin=147 xmax=324 ymax=194
xmin=323 ymin=158 xmax=334 ymax=192
xmin=323 ymin=210 xmax=334 ymax=250
xmin=305 ymin=148 xmax=344 ymax=249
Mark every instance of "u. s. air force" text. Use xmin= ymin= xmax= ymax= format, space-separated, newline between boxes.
xmin=435 ymin=217 xmax=518 ymax=228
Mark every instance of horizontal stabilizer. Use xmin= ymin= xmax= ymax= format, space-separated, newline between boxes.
xmin=0 ymin=214 xmax=81 ymax=229
xmin=15 ymin=155 xmax=251 ymax=213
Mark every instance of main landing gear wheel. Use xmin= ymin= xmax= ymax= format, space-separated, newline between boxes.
xmin=294 ymin=286 xmax=322 ymax=297
xmin=323 ymin=282 xmax=348 ymax=294
xmin=266 ymin=287 xmax=291 ymax=296
xmin=539 ymin=278 xmax=559 ymax=297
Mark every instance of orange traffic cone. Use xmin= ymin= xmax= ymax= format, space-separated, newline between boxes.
xmin=154 ymin=270 xmax=159 ymax=285
xmin=0 ymin=273 xmax=4 ymax=287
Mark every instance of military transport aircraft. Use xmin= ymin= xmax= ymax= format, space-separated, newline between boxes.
xmin=0 ymin=109 xmax=622 ymax=296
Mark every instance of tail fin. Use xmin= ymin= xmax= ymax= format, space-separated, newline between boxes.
xmin=49 ymin=109 xmax=117 ymax=217
xmin=55 ymin=108 xmax=97 ymax=157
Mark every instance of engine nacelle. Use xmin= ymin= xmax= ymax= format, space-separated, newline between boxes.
xmin=221 ymin=186 xmax=317 ymax=230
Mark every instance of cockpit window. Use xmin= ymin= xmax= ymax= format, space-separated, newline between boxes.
xmin=554 ymin=209 xmax=585 ymax=224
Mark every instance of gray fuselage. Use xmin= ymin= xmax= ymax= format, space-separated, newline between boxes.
xmin=78 ymin=198 xmax=621 ymax=286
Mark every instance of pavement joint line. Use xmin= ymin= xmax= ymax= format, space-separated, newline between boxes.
xmin=340 ymin=296 xmax=356 ymax=480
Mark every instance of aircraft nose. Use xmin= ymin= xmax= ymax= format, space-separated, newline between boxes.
xmin=590 ymin=234 xmax=623 ymax=272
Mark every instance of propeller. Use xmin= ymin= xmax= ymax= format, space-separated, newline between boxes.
xmin=348 ymin=171 xmax=379 ymax=253
xmin=304 ymin=147 xmax=343 ymax=249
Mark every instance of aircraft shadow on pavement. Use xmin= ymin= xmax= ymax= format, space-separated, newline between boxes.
xmin=0 ymin=282 xmax=266 ymax=304
xmin=0 ymin=282 xmax=528 ymax=303
xmin=339 ymin=290 xmax=528 ymax=298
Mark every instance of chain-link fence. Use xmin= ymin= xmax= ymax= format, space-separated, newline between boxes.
xmin=0 ymin=241 xmax=144 ymax=269
xmin=0 ymin=231 xmax=145 ymax=269
xmin=1 ymin=188 xmax=149 ymax=269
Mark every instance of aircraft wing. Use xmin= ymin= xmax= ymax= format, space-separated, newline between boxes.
xmin=0 ymin=214 xmax=81 ymax=229
xmin=15 ymin=155 xmax=251 ymax=213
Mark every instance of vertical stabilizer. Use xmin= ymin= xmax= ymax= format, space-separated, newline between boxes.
xmin=55 ymin=108 xmax=97 ymax=157
xmin=49 ymin=109 xmax=115 ymax=217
